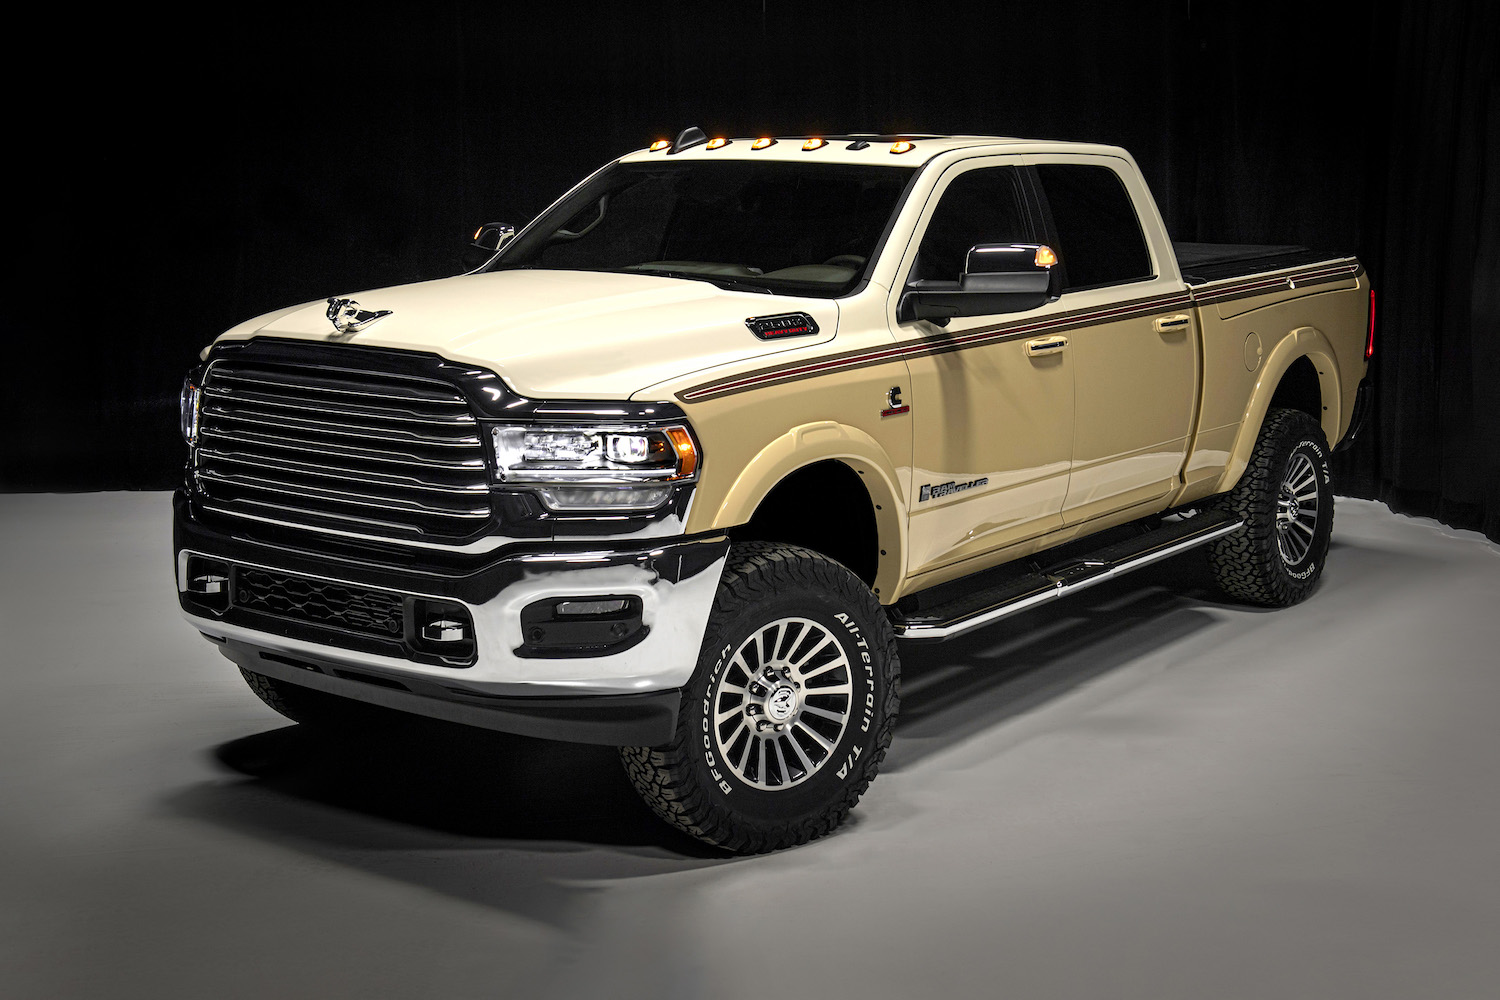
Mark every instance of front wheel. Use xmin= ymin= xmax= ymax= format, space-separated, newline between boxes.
xmin=1206 ymin=407 xmax=1334 ymax=606
xmin=621 ymin=542 xmax=900 ymax=853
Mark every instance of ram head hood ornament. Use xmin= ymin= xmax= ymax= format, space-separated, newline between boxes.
xmin=325 ymin=297 xmax=393 ymax=337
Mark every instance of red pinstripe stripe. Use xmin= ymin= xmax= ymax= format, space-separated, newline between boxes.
xmin=678 ymin=257 xmax=1359 ymax=403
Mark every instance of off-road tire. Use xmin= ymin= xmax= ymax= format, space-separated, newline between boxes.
xmin=239 ymin=668 xmax=366 ymax=728
xmin=1207 ymin=407 xmax=1334 ymax=606
xmin=620 ymin=542 xmax=900 ymax=854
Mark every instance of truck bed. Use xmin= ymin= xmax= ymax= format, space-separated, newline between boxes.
xmin=1173 ymin=242 xmax=1337 ymax=285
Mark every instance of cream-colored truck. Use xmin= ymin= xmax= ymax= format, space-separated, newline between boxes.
xmin=175 ymin=130 xmax=1374 ymax=852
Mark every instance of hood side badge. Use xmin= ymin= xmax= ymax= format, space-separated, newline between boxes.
xmin=326 ymin=297 xmax=393 ymax=338
xmin=746 ymin=312 xmax=819 ymax=340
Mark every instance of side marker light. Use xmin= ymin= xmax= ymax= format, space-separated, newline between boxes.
xmin=751 ymin=137 xmax=776 ymax=149
xmin=1035 ymin=246 xmax=1058 ymax=268
xmin=706 ymin=137 xmax=730 ymax=149
xmin=890 ymin=141 xmax=915 ymax=154
xmin=802 ymin=137 xmax=827 ymax=150
xmin=649 ymin=139 xmax=670 ymax=151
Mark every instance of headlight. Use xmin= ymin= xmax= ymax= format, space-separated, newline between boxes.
xmin=180 ymin=378 xmax=201 ymax=445
xmin=489 ymin=423 xmax=699 ymax=512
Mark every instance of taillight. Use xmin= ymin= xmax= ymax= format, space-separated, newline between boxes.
xmin=1366 ymin=286 xmax=1376 ymax=360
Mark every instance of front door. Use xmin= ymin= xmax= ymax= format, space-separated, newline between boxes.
xmin=894 ymin=160 xmax=1076 ymax=580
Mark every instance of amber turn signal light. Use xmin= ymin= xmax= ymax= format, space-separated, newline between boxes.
xmin=1035 ymin=246 xmax=1058 ymax=268
xmin=665 ymin=427 xmax=699 ymax=479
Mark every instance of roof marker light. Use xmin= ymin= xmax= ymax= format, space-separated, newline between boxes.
xmin=802 ymin=137 xmax=827 ymax=151
xmin=706 ymin=137 xmax=730 ymax=149
xmin=1035 ymin=246 xmax=1058 ymax=268
xmin=751 ymin=137 xmax=776 ymax=149
xmin=890 ymin=140 xmax=915 ymax=154
xmin=649 ymin=139 xmax=670 ymax=151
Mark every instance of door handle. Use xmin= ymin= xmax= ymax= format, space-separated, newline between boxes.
xmin=1154 ymin=314 xmax=1191 ymax=332
xmin=1025 ymin=335 xmax=1069 ymax=357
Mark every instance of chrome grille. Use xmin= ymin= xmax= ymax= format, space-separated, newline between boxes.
xmin=195 ymin=358 xmax=492 ymax=540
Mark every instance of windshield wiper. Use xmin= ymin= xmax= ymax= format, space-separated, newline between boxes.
xmin=621 ymin=268 xmax=774 ymax=295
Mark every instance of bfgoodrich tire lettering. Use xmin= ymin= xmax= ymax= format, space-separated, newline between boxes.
xmin=620 ymin=542 xmax=900 ymax=853
xmin=1206 ymin=407 xmax=1334 ymax=606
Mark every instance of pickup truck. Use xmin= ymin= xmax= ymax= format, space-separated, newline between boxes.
xmin=175 ymin=129 xmax=1374 ymax=853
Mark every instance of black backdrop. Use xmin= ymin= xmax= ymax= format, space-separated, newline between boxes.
xmin=6 ymin=1 xmax=1497 ymax=540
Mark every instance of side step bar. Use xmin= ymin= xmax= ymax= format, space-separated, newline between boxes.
xmin=891 ymin=510 xmax=1244 ymax=642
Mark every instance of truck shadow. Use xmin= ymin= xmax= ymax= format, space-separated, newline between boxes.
xmin=164 ymin=531 xmax=1436 ymax=922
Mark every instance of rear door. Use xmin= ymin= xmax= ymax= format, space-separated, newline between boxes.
xmin=1026 ymin=156 xmax=1198 ymax=524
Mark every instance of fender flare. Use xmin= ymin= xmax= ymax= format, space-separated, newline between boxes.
xmin=710 ymin=421 xmax=908 ymax=600
xmin=1215 ymin=326 xmax=1343 ymax=495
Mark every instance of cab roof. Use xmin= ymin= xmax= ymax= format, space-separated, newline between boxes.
xmin=616 ymin=132 xmax=1129 ymax=166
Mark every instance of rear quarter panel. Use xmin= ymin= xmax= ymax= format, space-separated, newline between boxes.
xmin=1178 ymin=265 xmax=1369 ymax=503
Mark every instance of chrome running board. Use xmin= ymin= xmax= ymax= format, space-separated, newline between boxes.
xmin=891 ymin=510 xmax=1244 ymax=642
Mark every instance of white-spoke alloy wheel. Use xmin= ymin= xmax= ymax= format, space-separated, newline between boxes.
xmin=621 ymin=542 xmax=900 ymax=854
xmin=711 ymin=617 xmax=853 ymax=790
xmin=1275 ymin=451 xmax=1323 ymax=566
xmin=1207 ymin=407 xmax=1335 ymax=606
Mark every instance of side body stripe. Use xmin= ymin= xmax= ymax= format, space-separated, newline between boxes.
xmin=678 ymin=258 xmax=1362 ymax=404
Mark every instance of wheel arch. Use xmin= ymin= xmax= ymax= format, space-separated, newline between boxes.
xmin=707 ymin=422 xmax=906 ymax=602
xmin=1215 ymin=326 xmax=1344 ymax=495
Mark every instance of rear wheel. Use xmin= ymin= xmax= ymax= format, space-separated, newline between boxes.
xmin=1206 ymin=407 xmax=1334 ymax=606
xmin=621 ymin=542 xmax=900 ymax=853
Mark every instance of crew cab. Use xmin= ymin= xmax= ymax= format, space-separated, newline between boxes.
xmin=175 ymin=129 xmax=1374 ymax=853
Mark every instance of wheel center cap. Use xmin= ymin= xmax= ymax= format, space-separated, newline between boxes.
xmin=765 ymin=684 xmax=797 ymax=723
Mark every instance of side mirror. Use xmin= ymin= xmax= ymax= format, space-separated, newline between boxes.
xmin=898 ymin=243 xmax=1059 ymax=325
xmin=471 ymin=223 xmax=515 ymax=253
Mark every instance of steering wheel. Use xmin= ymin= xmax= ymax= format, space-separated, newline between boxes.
xmin=822 ymin=254 xmax=867 ymax=269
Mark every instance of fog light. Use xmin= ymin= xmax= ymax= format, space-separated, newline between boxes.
xmin=557 ymin=599 xmax=629 ymax=615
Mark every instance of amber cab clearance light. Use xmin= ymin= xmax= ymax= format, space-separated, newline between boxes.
xmin=751 ymin=137 xmax=776 ymax=150
xmin=706 ymin=137 xmax=730 ymax=149
xmin=1035 ymin=246 xmax=1058 ymax=268
xmin=1366 ymin=286 xmax=1377 ymax=359
xmin=649 ymin=139 xmax=670 ymax=151
xmin=802 ymin=137 xmax=827 ymax=150
xmin=665 ymin=427 xmax=699 ymax=478
xmin=890 ymin=140 xmax=915 ymax=154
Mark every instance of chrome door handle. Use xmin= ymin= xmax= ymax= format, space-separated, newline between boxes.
xmin=1025 ymin=335 xmax=1069 ymax=357
xmin=1154 ymin=314 xmax=1191 ymax=332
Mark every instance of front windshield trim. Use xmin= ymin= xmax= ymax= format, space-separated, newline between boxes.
xmin=481 ymin=159 xmax=924 ymax=300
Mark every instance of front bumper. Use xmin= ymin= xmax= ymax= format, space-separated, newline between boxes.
xmin=175 ymin=492 xmax=728 ymax=742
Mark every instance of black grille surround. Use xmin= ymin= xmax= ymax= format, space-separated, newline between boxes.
xmin=186 ymin=338 xmax=699 ymax=546
xmin=194 ymin=352 xmax=494 ymax=542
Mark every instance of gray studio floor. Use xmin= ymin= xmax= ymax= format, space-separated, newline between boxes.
xmin=2 ymin=492 xmax=1499 ymax=999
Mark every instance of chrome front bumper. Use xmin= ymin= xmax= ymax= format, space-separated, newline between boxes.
xmin=175 ymin=492 xmax=728 ymax=721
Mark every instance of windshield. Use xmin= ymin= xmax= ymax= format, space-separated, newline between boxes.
xmin=485 ymin=159 xmax=918 ymax=297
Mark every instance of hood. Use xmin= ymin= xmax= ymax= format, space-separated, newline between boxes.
xmin=214 ymin=269 xmax=840 ymax=400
